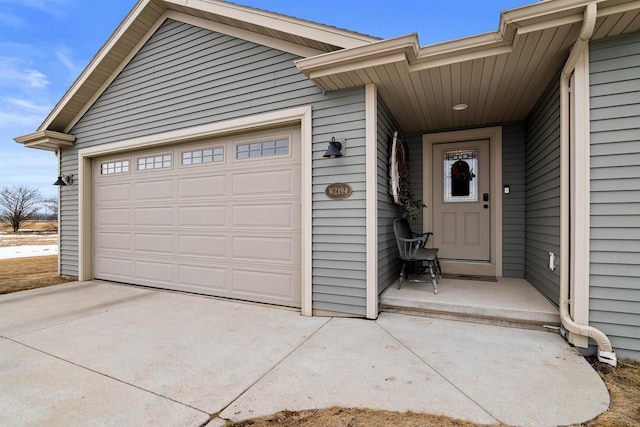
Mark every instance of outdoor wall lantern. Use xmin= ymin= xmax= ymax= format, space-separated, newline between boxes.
xmin=323 ymin=137 xmax=344 ymax=158
xmin=53 ymin=175 xmax=73 ymax=186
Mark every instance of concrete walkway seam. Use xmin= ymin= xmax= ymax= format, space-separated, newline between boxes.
xmin=6 ymin=338 xmax=210 ymax=416
xmin=374 ymin=319 xmax=501 ymax=424
xmin=214 ymin=316 xmax=333 ymax=422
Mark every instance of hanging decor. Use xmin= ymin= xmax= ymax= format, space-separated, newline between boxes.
xmin=389 ymin=131 xmax=410 ymax=205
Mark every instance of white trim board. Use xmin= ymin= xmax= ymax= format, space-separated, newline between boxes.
xmin=422 ymin=126 xmax=503 ymax=277
xmin=77 ymin=106 xmax=314 ymax=316
xmin=365 ymin=83 xmax=378 ymax=319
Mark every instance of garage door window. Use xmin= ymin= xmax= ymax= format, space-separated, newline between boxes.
xmin=138 ymin=154 xmax=171 ymax=171
xmin=101 ymin=160 xmax=129 ymax=175
xmin=236 ymin=139 xmax=288 ymax=159
xmin=182 ymin=147 xmax=224 ymax=165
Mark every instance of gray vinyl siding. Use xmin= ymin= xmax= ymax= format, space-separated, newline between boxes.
xmin=405 ymin=127 xmax=526 ymax=278
xmin=590 ymin=33 xmax=640 ymax=360
xmin=377 ymin=98 xmax=402 ymax=294
xmin=61 ymin=19 xmax=368 ymax=316
xmin=502 ymin=123 xmax=526 ymax=278
xmin=525 ymin=78 xmax=561 ymax=304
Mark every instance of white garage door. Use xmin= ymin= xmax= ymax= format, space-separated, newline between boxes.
xmin=93 ymin=127 xmax=301 ymax=307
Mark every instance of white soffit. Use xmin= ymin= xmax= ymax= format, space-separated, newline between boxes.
xmin=296 ymin=0 xmax=640 ymax=132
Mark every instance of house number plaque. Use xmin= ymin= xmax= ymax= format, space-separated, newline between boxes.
xmin=325 ymin=183 xmax=352 ymax=200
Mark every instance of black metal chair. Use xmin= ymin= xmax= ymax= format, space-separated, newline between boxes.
xmin=393 ymin=218 xmax=441 ymax=294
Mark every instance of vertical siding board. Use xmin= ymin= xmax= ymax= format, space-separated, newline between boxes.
xmin=525 ymin=77 xmax=561 ymax=304
xmin=377 ymin=98 xmax=402 ymax=293
xmin=62 ymin=19 xmax=368 ymax=315
xmin=590 ymin=34 xmax=640 ymax=360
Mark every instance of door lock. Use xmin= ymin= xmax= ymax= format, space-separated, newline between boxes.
xmin=483 ymin=193 xmax=489 ymax=202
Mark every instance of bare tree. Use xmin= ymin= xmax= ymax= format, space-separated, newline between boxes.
xmin=0 ymin=186 xmax=42 ymax=232
xmin=42 ymin=197 xmax=59 ymax=219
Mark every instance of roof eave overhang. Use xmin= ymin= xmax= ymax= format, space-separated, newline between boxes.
xmin=33 ymin=0 xmax=379 ymax=137
xmin=14 ymin=131 xmax=76 ymax=152
xmin=296 ymin=0 xmax=640 ymax=91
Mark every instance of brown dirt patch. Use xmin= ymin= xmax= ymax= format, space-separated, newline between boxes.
xmin=226 ymin=407 xmax=485 ymax=427
xmin=226 ymin=358 xmax=640 ymax=427
xmin=0 ymin=255 xmax=72 ymax=294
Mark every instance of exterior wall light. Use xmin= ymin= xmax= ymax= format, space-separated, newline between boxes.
xmin=53 ymin=175 xmax=73 ymax=186
xmin=323 ymin=137 xmax=344 ymax=158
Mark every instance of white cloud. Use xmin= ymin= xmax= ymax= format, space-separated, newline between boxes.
xmin=0 ymin=8 xmax=24 ymax=27
xmin=55 ymin=46 xmax=84 ymax=76
xmin=0 ymin=0 xmax=71 ymax=18
xmin=0 ymin=57 xmax=50 ymax=88
xmin=4 ymin=97 xmax=50 ymax=113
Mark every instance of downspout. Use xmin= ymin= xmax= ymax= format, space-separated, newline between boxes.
xmin=559 ymin=3 xmax=617 ymax=367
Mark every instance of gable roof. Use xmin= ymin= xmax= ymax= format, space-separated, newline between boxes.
xmin=34 ymin=0 xmax=378 ymax=139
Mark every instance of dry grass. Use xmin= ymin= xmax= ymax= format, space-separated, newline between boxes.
xmin=227 ymin=407 xmax=483 ymax=427
xmin=0 ymin=255 xmax=72 ymax=294
xmin=0 ymin=220 xmax=57 ymax=233
xmin=226 ymin=358 xmax=640 ymax=427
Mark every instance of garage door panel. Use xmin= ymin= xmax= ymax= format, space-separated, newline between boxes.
xmin=135 ymin=260 xmax=174 ymax=285
xmin=232 ymin=236 xmax=296 ymax=264
xmin=134 ymin=180 xmax=174 ymax=200
xmin=178 ymin=206 xmax=226 ymax=227
xmin=178 ymin=175 xmax=226 ymax=199
xmin=96 ymin=208 xmax=131 ymax=226
xmin=178 ymin=235 xmax=226 ymax=258
xmin=232 ymin=169 xmax=294 ymax=196
xmin=95 ymin=257 xmax=133 ymax=281
xmin=94 ymin=183 xmax=132 ymax=203
xmin=232 ymin=269 xmax=298 ymax=301
xmin=135 ymin=234 xmax=175 ymax=255
xmin=93 ymin=126 xmax=301 ymax=308
xmin=232 ymin=204 xmax=296 ymax=229
xmin=135 ymin=207 xmax=174 ymax=226
xmin=178 ymin=265 xmax=226 ymax=290
xmin=96 ymin=232 xmax=132 ymax=251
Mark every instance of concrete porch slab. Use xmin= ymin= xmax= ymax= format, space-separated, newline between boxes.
xmin=377 ymin=312 xmax=610 ymax=426
xmin=1 ymin=281 xmax=609 ymax=426
xmin=380 ymin=277 xmax=561 ymax=326
xmin=220 ymin=317 xmax=498 ymax=424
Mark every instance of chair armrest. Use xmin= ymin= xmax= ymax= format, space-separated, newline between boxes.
xmin=412 ymin=232 xmax=433 ymax=247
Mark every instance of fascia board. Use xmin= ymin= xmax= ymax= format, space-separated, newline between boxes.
xmin=38 ymin=0 xmax=153 ymax=132
xmin=14 ymin=130 xmax=76 ymax=152
xmin=296 ymin=34 xmax=419 ymax=76
xmin=171 ymin=0 xmax=378 ymax=48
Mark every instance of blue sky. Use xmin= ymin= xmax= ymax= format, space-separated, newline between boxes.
xmin=0 ymin=0 xmax=532 ymax=200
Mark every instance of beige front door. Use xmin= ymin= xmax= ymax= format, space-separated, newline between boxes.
xmin=432 ymin=140 xmax=491 ymax=262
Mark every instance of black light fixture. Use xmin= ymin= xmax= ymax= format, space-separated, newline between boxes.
xmin=323 ymin=137 xmax=343 ymax=158
xmin=53 ymin=175 xmax=72 ymax=186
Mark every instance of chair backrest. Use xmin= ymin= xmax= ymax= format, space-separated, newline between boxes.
xmin=393 ymin=218 xmax=416 ymax=260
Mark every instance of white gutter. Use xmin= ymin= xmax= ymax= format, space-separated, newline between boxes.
xmin=559 ymin=2 xmax=617 ymax=367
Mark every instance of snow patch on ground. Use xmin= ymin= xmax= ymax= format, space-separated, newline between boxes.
xmin=0 ymin=245 xmax=59 ymax=260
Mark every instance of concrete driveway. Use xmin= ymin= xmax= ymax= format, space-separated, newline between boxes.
xmin=0 ymin=281 xmax=609 ymax=427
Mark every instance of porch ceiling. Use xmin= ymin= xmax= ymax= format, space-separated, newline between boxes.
xmin=297 ymin=1 xmax=640 ymax=133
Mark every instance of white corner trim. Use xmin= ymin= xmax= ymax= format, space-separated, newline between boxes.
xmin=569 ymin=47 xmax=591 ymax=348
xmin=422 ymin=126 xmax=503 ymax=277
xmin=77 ymin=106 xmax=314 ymax=316
xmin=166 ymin=11 xmax=326 ymax=58
xmin=365 ymin=83 xmax=378 ymax=319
